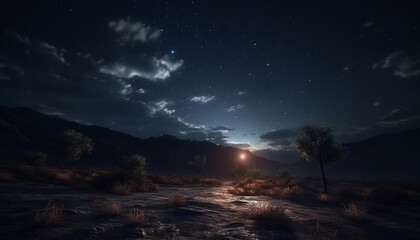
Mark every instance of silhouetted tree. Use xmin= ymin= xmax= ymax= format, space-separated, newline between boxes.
xmin=189 ymin=155 xmax=206 ymax=174
xmin=52 ymin=129 xmax=93 ymax=171
xmin=291 ymin=124 xmax=347 ymax=193
xmin=121 ymin=154 xmax=146 ymax=175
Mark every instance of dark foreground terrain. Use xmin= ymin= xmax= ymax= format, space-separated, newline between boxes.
xmin=1 ymin=177 xmax=419 ymax=240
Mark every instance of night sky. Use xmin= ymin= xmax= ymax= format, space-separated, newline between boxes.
xmin=1 ymin=1 xmax=420 ymax=163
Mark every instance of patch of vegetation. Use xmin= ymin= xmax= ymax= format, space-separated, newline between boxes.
xmin=247 ymin=204 xmax=292 ymax=231
xmin=168 ymin=194 xmax=187 ymax=207
xmin=127 ymin=209 xmax=146 ymax=226
xmin=104 ymin=201 xmax=122 ymax=216
xmin=228 ymin=177 xmax=313 ymax=202
xmin=34 ymin=201 xmax=63 ymax=227
xmin=343 ymin=202 xmax=370 ymax=223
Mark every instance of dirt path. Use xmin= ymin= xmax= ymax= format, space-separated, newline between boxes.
xmin=0 ymin=181 xmax=419 ymax=239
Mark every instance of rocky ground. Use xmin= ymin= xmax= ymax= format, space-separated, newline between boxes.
xmin=0 ymin=181 xmax=419 ymax=239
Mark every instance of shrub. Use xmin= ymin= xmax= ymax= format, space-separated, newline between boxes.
xmin=278 ymin=170 xmax=291 ymax=180
xmin=247 ymin=204 xmax=291 ymax=231
xmin=343 ymin=202 xmax=370 ymax=222
xmin=19 ymin=150 xmax=47 ymax=167
xmin=35 ymin=202 xmax=63 ymax=226
xmin=127 ymin=209 xmax=145 ymax=226
xmin=168 ymin=195 xmax=186 ymax=207
xmin=316 ymin=193 xmax=338 ymax=205
xmin=247 ymin=169 xmax=262 ymax=179
xmin=0 ymin=170 xmax=14 ymax=181
xmin=112 ymin=183 xmax=133 ymax=195
xmin=121 ymin=154 xmax=146 ymax=175
xmin=104 ymin=201 xmax=122 ymax=216
xmin=189 ymin=155 xmax=206 ymax=173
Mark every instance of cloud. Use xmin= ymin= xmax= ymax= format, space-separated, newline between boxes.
xmin=7 ymin=32 xmax=31 ymax=45
xmin=225 ymin=104 xmax=244 ymax=112
xmin=237 ymin=91 xmax=247 ymax=95
xmin=363 ymin=22 xmax=373 ymax=28
xmin=228 ymin=143 xmax=251 ymax=150
xmin=212 ymin=126 xmax=234 ymax=132
xmin=190 ymin=95 xmax=215 ymax=103
xmin=373 ymin=101 xmax=380 ymax=107
xmin=100 ymin=55 xmax=183 ymax=81
xmin=39 ymin=42 xmax=68 ymax=64
xmin=378 ymin=108 xmax=420 ymax=127
xmin=146 ymin=100 xmax=175 ymax=116
xmin=260 ymin=129 xmax=298 ymax=148
xmin=373 ymin=52 xmax=420 ymax=79
xmin=108 ymin=18 xmax=161 ymax=45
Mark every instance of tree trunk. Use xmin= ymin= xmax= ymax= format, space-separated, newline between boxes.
xmin=319 ymin=161 xmax=327 ymax=194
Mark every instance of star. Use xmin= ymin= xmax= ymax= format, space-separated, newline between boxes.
xmin=171 ymin=50 xmax=175 ymax=54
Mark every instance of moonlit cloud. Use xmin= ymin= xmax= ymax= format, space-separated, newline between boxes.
xmin=225 ymin=104 xmax=244 ymax=112
xmin=108 ymin=18 xmax=161 ymax=45
xmin=39 ymin=42 xmax=67 ymax=64
xmin=190 ymin=95 xmax=215 ymax=103
xmin=373 ymin=52 xmax=420 ymax=79
xmin=237 ymin=91 xmax=247 ymax=95
xmin=378 ymin=108 xmax=420 ymax=126
xmin=99 ymin=55 xmax=183 ymax=81
xmin=147 ymin=100 xmax=175 ymax=116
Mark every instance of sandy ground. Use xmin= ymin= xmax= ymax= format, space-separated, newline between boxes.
xmin=0 ymin=181 xmax=419 ymax=239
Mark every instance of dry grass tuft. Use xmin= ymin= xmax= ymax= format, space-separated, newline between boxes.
xmin=35 ymin=202 xmax=63 ymax=226
xmin=127 ymin=209 xmax=146 ymax=226
xmin=316 ymin=193 xmax=338 ymax=205
xmin=343 ymin=202 xmax=370 ymax=222
xmin=111 ymin=183 xmax=133 ymax=195
xmin=0 ymin=170 xmax=14 ymax=181
xmin=54 ymin=171 xmax=72 ymax=181
xmin=312 ymin=221 xmax=338 ymax=240
xmin=247 ymin=204 xmax=292 ymax=231
xmin=104 ymin=201 xmax=123 ymax=216
xmin=228 ymin=177 xmax=312 ymax=202
xmin=168 ymin=194 xmax=186 ymax=207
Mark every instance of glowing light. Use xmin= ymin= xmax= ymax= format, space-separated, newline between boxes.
xmin=171 ymin=50 xmax=175 ymax=54
xmin=240 ymin=153 xmax=246 ymax=160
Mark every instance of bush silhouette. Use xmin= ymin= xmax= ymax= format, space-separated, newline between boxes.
xmin=121 ymin=154 xmax=146 ymax=175
xmin=189 ymin=155 xmax=206 ymax=174
xmin=19 ymin=150 xmax=46 ymax=167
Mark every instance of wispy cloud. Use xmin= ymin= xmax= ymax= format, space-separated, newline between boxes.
xmin=378 ymin=108 xmax=419 ymax=127
xmin=146 ymin=100 xmax=175 ymax=116
xmin=373 ymin=51 xmax=420 ymax=79
xmin=39 ymin=42 xmax=68 ymax=64
xmin=190 ymin=95 xmax=215 ymax=103
xmin=225 ymin=104 xmax=244 ymax=112
xmin=237 ymin=91 xmax=247 ymax=95
xmin=109 ymin=18 xmax=161 ymax=45
xmin=100 ymin=55 xmax=183 ymax=81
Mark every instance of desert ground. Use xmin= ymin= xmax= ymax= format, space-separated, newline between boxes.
xmin=0 ymin=170 xmax=419 ymax=240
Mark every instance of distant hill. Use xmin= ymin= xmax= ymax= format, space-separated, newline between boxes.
xmin=0 ymin=106 xmax=282 ymax=175
xmin=284 ymin=129 xmax=420 ymax=181
xmin=1 ymin=106 xmax=419 ymax=181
